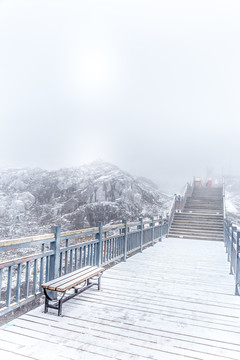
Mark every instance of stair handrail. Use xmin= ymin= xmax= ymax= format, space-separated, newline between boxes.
xmin=168 ymin=182 xmax=193 ymax=231
xmin=182 ymin=182 xmax=193 ymax=209
xmin=222 ymin=177 xmax=226 ymax=219
xmin=168 ymin=196 xmax=177 ymax=229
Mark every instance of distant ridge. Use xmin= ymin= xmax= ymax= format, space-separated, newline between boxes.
xmin=0 ymin=161 xmax=170 ymax=239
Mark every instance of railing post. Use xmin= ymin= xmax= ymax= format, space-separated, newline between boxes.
xmin=223 ymin=219 xmax=227 ymax=249
xmin=225 ymin=220 xmax=231 ymax=253
xmin=223 ymin=178 xmax=226 ymax=220
xmin=159 ymin=216 xmax=162 ymax=242
xmin=151 ymin=217 xmax=155 ymax=246
xmin=227 ymin=222 xmax=232 ymax=260
xmin=0 ymin=269 xmax=2 ymax=303
xmin=50 ymin=226 xmax=61 ymax=280
xmin=228 ymin=221 xmax=231 ymax=255
xmin=6 ymin=266 xmax=12 ymax=307
xmin=175 ymin=195 xmax=181 ymax=212
xmin=96 ymin=222 xmax=103 ymax=266
xmin=123 ymin=220 xmax=128 ymax=262
xmin=235 ymin=232 xmax=240 ymax=295
xmin=139 ymin=217 xmax=143 ymax=252
xmin=230 ymin=226 xmax=236 ymax=275
xmin=166 ymin=215 xmax=169 ymax=237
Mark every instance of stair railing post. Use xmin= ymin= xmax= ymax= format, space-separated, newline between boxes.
xmin=96 ymin=222 xmax=103 ymax=266
xmin=228 ymin=222 xmax=232 ymax=256
xmin=123 ymin=220 xmax=128 ymax=262
xmin=139 ymin=217 xmax=143 ymax=253
xmin=235 ymin=232 xmax=240 ymax=295
xmin=151 ymin=217 xmax=155 ymax=246
xmin=230 ymin=226 xmax=236 ymax=275
xmin=174 ymin=194 xmax=177 ymax=214
xmin=223 ymin=178 xmax=226 ymax=220
xmin=235 ymin=231 xmax=240 ymax=296
xmin=227 ymin=222 xmax=232 ymax=261
xmin=224 ymin=219 xmax=227 ymax=250
xmin=226 ymin=220 xmax=231 ymax=254
xmin=166 ymin=214 xmax=169 ymax=237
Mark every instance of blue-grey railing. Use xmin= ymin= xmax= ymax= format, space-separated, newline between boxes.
xmin=224 ymin=219 xmax=240 ymax=295
xmin=0 ymin=216 xmax=168 ymax=316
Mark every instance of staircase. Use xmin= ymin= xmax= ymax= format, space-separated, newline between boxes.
xmin=168 ymin=186 xmax=224 ymax=241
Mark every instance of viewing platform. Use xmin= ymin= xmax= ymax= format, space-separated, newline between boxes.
xmin=1 ymin=237 xmax=240 ymax=360
xmin=0 ymin=179 xmax=239 ymax=359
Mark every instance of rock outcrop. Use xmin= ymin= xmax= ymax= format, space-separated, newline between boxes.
xmin=0 ymin=161 xmax=170 ymax=239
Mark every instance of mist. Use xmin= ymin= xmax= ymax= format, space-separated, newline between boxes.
xmin=0 ymin=0 xmax=239 ymax=192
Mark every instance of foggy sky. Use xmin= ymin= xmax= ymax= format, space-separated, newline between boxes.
xmin=0 ymin=0 xmax=240 ymax=191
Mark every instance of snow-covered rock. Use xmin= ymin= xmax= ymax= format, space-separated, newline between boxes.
xmin=0 ymin=161 xmax=171 ymax=239
xmin=225 ymin=176 xmax=240 ymax=225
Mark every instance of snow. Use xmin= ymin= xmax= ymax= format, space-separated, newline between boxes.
xmin=225 ymin=176 xmax=240 ymax=225
xmin=0 ymin=161 xmax=171 ymax=240
xmin=1 ymin=237 xmax=239 ymax=359
xmin=225 ymin=194 xmax=237 ymax=215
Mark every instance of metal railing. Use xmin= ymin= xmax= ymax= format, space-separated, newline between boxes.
xmin=182 ymin=182 xmax=193 ymax=208
xmin=168 ymin=197 xmax=177 ymax=230
xmin=0 ymin=217 xmax=168 ymax=316
xmin=222 ymin=177 xmax=226 ymax=219
xmin=224 ymin=219 xmax=240 ymax=295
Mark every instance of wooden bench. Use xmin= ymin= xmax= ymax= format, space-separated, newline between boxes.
xmin=41 ymin=265 xmax=104 ymax=316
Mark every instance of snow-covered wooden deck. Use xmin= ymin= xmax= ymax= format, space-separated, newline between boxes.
xmin=1 ymin=238 xmax=240 ymax=360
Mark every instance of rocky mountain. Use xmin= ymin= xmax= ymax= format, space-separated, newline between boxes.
xmin=0 ymin=161 xmax=171 ymax=239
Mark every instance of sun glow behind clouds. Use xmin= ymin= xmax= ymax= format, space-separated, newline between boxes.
xmin=73 ymin=47 xmax=115 ymax=98
xmin=82 ymin=49 xmax=108 ymax=84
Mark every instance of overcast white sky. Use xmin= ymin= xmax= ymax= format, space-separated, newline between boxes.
xmin=0 ymin=0 xmax=239 ymax=190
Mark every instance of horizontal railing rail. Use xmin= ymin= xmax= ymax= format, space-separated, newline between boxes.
xmin=224 ymin=219 xmax=240 ymax=295
xmin=0 ymin=216 xmax=168 ymax=316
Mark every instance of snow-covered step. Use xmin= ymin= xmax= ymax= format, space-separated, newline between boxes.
xmin=169 ymin=186 xmax=224 ymax=241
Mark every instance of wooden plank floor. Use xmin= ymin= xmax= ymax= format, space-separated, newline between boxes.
xmin=1 ymin=238 xmax=240 ymax=360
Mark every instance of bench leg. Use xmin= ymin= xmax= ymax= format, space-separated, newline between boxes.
xmin=58 ymin=298 xmax=63 ymax=316
xmin=98 ymin=274 xmax=102 ymax=290
xmin=44 ymin=289 xmax=50 ymax=313
xmin=44 ymin=295 xmax=48 ymax=313
xmin=57 ymin=291 xmax=66 ymax=316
